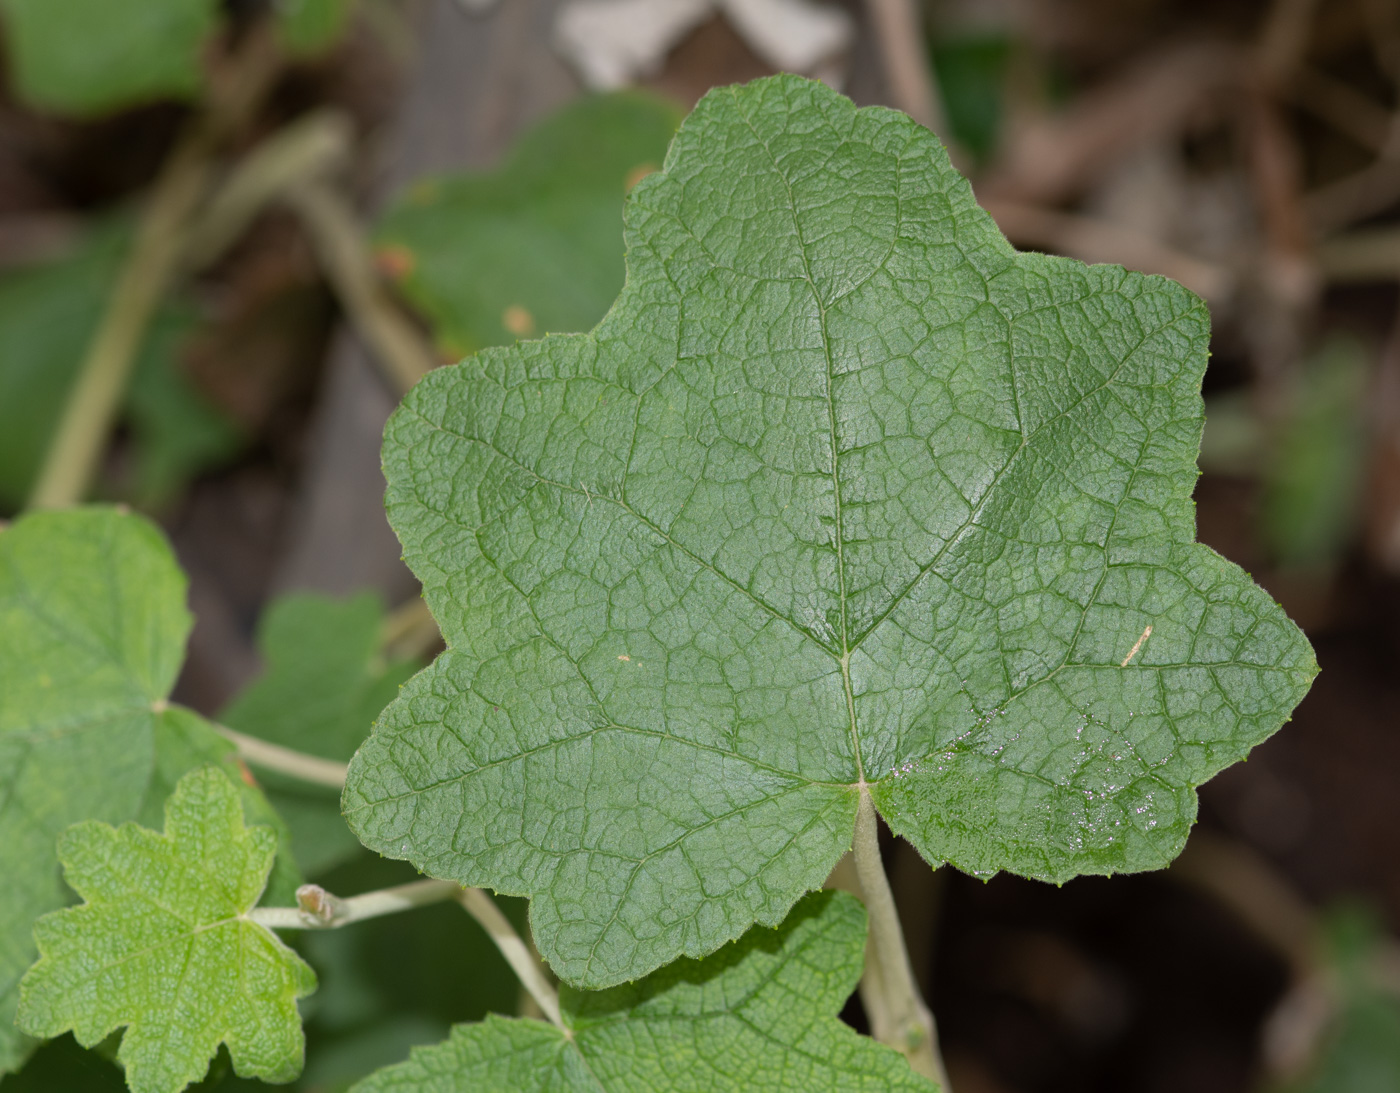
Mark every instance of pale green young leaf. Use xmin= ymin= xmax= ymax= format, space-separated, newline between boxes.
xmin=0 ymin=507 xmax=295 ymax=1073
xmin=376 ymin=92 xmax=681 ymax=358
xmin=17 ymin=768 xmax=317 ymax=1093
xmin=221 ymin=593 xmax=415 ymax=875
xmin=352 ymin=890 xmax=932 ymax=1093
xmin=0 ymin=0 xmax=219 ymax=115
xmin=346 ymin=74 xmax=1317 ymax=989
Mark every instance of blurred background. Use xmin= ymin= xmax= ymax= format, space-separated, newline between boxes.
xmin=1 ymin=0 xmax=1398 ymax=1090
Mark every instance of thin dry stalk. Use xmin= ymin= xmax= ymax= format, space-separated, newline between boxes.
xmin=26 ymin=29 xmax=282 ymax=510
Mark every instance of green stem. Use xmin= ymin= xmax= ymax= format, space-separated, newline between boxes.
xmin=282 ymin=177 xmax=438 ymax=394
xmin=247 ymin=880 xmax=565 ymax=1032
xmin=248 ymin=879 xmax=458 ymax=929
xmin=853 ymin=786 xmax=949 ymax=1088
xmin=458 ymin=887 xmax=565 ymax=1031
xmin=26 ymin=29 xmax=281 ymax=510
xmin=26 ymin=141 xmax=210 ymax=509
xmin=215 ymin=724 xmax=349 ymax=789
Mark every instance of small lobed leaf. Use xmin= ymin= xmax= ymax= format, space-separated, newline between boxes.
xmin=351 ymin=889 xmax=933 ymax=1093
xmin=0 ymin=507 xmax=295 ymax=1073
xmin=17 ymin=767 xmax=316 ymax=1093
xmin=345 ymin=74 xmax=1317 ymax=990
xmin=0 ymin=0 xmax=219 ymax=115
xmin=221 ymin=592 xmax=416 ymax=875
xmin=376 ymin=91 xmax=681 ymax=358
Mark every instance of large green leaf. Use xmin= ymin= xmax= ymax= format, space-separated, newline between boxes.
xmin=221 ymin=593 xmax=415 ymax=876
xmin=376 ymin=92 xmax=681 ymax=358
xmin=17 ymin=768 xmax=316 ymax=1093
xmin=0 ymin=508 xmax=294 ymax=1074
xmin=350 ymin=889 xmax=932 ymax=1093
xmin=0 ymin=0 xmax=219 ymax=115
xmin=344 ymin=74 xmax=1317 ymax=989
xmin=0 ymin=222 xmax=239 ymax=513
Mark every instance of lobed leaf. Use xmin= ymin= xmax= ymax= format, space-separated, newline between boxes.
xmin=345 ymin=74 xmax=1317 ymax=989
xmin=17 ymin=768 xmax=316 ymax=1093
xmin=351 ymin=889 xmax=932 ymax=1093
xmin=221 ymin=593 xmax=415 ymax=875
xmin=0 ymin=507 xmax=295 ymax=1073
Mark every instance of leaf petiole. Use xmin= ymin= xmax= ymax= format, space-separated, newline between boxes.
xmin=214 ymin=724 xmax=349 ymax=788
xmin=247 ymin=879 xmax=564 ymax=1030
xmin=853 ymin=787 xmax=948 ymax=1088
xmin=248 ymin=878 xmax=460 ymax=930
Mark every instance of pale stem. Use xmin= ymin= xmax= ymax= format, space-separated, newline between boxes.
xmin=26 ymin=30 xmax=280 ymax=511
xmin=215 ymin=724 xmax=348 ymax=789
xmin=458 ymin=887 xmax=565 ymax=1032
xmin=250 ymin=879 xmax=565 ymax=1032
xmin=249 ymin=879 xmax=459 ymax=930
xmin=281 ymin=176 xmax=438 ymax=394
xmin=824 ymin=851 xmax=895 ymax=1039
xmin=853 ymin=786 xmax=949 ymax=1088
xmin=26 ymin=141 xmax=209 ymax=510
xmin=182 ymin=109 xmax=354 ymax=271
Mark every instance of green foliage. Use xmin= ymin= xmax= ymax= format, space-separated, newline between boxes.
xmin=290 ymin=855 xmax=525 ymax=1091
xmin=1279 ymin=906 xmax=1400 ymax=1093
xmin=0 ymin=507 xmax=294 ymax=1075
xmin=1261 ymin=338 xmax=1369 ymax=572
xmin=351 ymin=890 xmax=932 ymax=1093
xmin=0 ymin=223 xmax=239 ymax=513
xmin=276 ymin=0 xmax=355 ymax=55
xmin=220 ymin=594 xmax=415 ymax=876
xmin=345 ymin=73 xmax=1316 ymax=990
xmin=17 ymin=769 xmax=316 ymax=1093
xmin=375 ymin=92 xmax=681 ymax=358
xmin=0 ymin=0 xmax=219 ymax=115
xmin=0 ymin=1034 xmax=128 ymax=1092
xmin=929 ymin=33 xmax=1012 ymax=163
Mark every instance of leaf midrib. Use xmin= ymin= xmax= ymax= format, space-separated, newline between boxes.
xmin=405 ymin=97 xmax=1193 ymax=796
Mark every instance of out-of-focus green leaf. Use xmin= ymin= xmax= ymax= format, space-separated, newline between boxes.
xmin=375 ymin=91 xmax=681 ymax=358
xmin=0 ymin=1033 xmax=127 ymax=1092
xmin=220 ymin=594 xmax=416 ymax=876
xmin=1261 ymin=337 xmax=1369 ymax=571
xmin=0 ymin=508 xmax=297 ymax=1076
xmin=0 ymin=0 xmax=219 ymax=115
xmin=1282 ymin=905 xmax=1400 ymax=1093
xmin=930 ymin=33 xmax=1012 ymax=164
xmin=350 ymin=890 xmax=933 ymax=1093
xmin=1200 ymin=390 xmax=1265 ymax=477
xmin=0 ymin=222 xmax=239 ymax=514
xmin=275 ymin=0 xmax=355 ymax=55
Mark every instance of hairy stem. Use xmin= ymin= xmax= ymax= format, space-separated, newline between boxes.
xmin=215 ymin=724 xmax=349 ymax=788
xmin=458 ymin=888 xmax=565 ymax=1031
xmin=249 ymin=879 xmax=459 ymax=930
xmin=853 ymin=787 xmax=949 ymax=1088
xmin=249 ymin=880 xmax=564 ymax=1030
